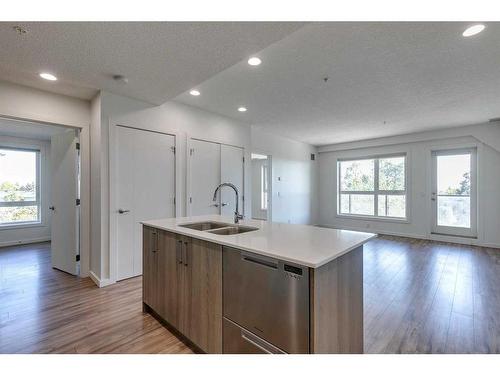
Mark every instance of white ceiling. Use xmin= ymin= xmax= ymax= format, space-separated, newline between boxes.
xmin=0 ymin=117 xmax=69 ymax=141
xmin=0 ymin=22 xmax=305 ymax=104
xmin=175 ymin=22 xmax=500 ymax=145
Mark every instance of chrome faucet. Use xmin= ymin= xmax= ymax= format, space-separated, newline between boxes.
xmin=212 ymin=183 xmax=244 ymax=224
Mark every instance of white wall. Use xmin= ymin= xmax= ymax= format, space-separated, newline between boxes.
xmin=317 ymin=122 xmax=500 ymax=248
xmin=91 ymin=92 xmax=253 ymax=283
xmin=0 ymin=80 xmax=91 ymax=276
xmin=0 ymin=135 xmax=51 ymax=247
xmin=251 ymin=127 xmax=318 ymax=225
xmin=89 ymin=92 xmax=319 ymax=285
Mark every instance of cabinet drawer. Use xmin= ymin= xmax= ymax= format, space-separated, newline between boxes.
xmin=223 ymin=318 xmax=285 ymax=354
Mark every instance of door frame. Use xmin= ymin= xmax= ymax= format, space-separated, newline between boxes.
xmin=0 ymin=115 xmax=88 ymax=277
xmin=250 ymin=150 xmax=273 ymax=222
xmin=109 ymin=123 xmax=178 ymax=284
xmin=186 ymin=136 xmax=245 ymax=217
xmin=430 ymin=146 xmax=478 ymax=238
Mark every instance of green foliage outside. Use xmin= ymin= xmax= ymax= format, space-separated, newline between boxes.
xmin=0 ymin=181 xmax=38 ymax=223
xmin=445 ymin=172 xmax=470 ymax=195
xmin=341 ymin=160 xmax=374 ymax=191
xmin=341 ymin=157 xmax=405 ymax=191
xmin=379 ymin=158 xmax=405 ymax=190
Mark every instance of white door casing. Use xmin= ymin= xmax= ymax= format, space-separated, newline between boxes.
xmin=115 ymin=126 xmax=175 ymax=281
xmin=50 ymin=129 xmax=80 ymax=275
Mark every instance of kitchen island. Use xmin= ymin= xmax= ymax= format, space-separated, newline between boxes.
xmin=141 ymin=215 xmax=375 ymax=354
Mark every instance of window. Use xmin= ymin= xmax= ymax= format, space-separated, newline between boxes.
xmin=261 ymin=164 xmax=268 ymax=210
xmin=0 ymin=147 xmax=40 ymax=226
xmin=338 ymin=154 xmax=406 ymax=219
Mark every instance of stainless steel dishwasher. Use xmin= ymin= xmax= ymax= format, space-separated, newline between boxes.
xmin=223 ymin=246 xmax=309 ymax=354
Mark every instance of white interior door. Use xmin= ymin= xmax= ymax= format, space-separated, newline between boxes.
xmin=50 ymin=129 xmax=79 ymax=275
xmin=431 ymin=148 xmax=477 ymax=237
xmin=188 ymin=139 xmax=221 ymax=216
xmin=220 ymin=144 xmax=244 ymax=217
xmin=116 ymin=126 xmax=175 ymax=281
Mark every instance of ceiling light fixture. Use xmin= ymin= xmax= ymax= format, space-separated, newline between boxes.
xmin=39 ymin=72 xmax=57 ymax=81
xmin=238 ymin=107 xmax=247 ymax=112
xmin=189 ymin=89 xmax=201 ymax=96
xmin=247 ymin=57 xmax=262 ymax=66
xmin=462 ymin=24 xmax=485 ymax=37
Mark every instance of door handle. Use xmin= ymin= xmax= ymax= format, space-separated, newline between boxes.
xmin=118 ymin=209 xmax=130 ymax=214
xmin=176 ymin=240 xmax=183 ymax=264
xmin=221 ymin=203 xmax=228 ymax=207
xmin=49 ymin=206 xmax=55 ymax=211
xmin=182 ymin=241 xmax=188 ymax=267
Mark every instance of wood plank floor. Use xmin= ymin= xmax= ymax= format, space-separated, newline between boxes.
xmin=0 ymin=236 xmax=498 ymax=354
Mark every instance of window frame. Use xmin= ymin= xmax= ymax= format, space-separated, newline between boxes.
xmin=337 ymin=153 xmax=408 ymax=221
xmin=0 ymin=145 xmax=42 ymax=228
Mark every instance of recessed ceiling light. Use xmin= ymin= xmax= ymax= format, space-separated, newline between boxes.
xmin=39 ymin=72 xmax=57 ymax=81
xmin=462 ymin=24 xmax=485 ymax=37
xmin=238 ymin=106 xmax=247 ymax=112
xmin=190 ymin=89 xmax=201 ymax=96
xmin=247 ymin=57 xmax=262 ymax=66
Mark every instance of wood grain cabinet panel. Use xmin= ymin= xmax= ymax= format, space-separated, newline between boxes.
xmin=309 ymin=245 xmax=364 ymax=354
xmin=158 ymin=230 xmax=182 ymax=329
xmin=181 ymin=237 xmax=223 ymax=353
xmin=143 ymin=226 xmax=222 ymax=354
xmin=142 ymin=226 xmax=160 ymax=313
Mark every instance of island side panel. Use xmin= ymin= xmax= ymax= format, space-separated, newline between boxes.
xmin=310 ymin=245 xmax=364 ymax=354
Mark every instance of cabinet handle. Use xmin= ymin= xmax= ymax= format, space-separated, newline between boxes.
xmin=151 ymin=231 xmax=157 ymax=253
xmin=182 ymin=241 xmax=188 ymax=266
xmin=176 ymin=240 xmax=183 ymax=264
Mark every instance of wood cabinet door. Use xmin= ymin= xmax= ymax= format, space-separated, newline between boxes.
xmin=180 ymin=237 xmax=223 ymax=353
xmin=157 ymin=230 xmax=181 ymax=329
xmin=142 ymin=226 xmax=159 ymax=310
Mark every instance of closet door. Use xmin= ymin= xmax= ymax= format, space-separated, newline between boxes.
xmin=116 ymin=126 xmax=175 ymax=281
xmin=220 ymin=144 xmax=244 ymax=217
xmin=188 ymin=139 xmax=221 ymax=216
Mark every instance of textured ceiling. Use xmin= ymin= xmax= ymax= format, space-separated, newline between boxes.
xmin=0 ymin=117 xmax=69 ymax=141
xmin=176 ymin=22 xmax=500 ymax=145
xmin=0 ymin=22 xmax=305 ymax=103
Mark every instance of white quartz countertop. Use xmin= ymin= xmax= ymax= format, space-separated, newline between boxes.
xmin=141 ymin=215 xmax=376 ymax=268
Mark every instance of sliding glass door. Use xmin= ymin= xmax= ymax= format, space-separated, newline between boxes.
xmin=431 ymin=148 xmax=477 ymax=237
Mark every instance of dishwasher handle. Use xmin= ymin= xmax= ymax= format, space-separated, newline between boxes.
xmin=241 ymin=329 xmax=285 ymax=354
xmin=241 ymin=254 xmax=278 ymax=270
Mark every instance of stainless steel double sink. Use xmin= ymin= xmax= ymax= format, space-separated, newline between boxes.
xmin=178 ymin=221 xmax=258 ymax=235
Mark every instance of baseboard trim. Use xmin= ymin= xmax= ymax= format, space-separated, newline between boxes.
xmin=0 ymin=237 xmax=51 ymax=248
xmin=89 ymin=271 xmax=115 ymax=288
xmin=318 ymin=224 xmax=500 ymax=249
